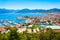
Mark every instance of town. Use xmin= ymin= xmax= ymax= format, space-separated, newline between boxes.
xmin=0 ymin=13 xmax=60 ymax=33
xmin=0 ymin=13 xmax=60 ymax=40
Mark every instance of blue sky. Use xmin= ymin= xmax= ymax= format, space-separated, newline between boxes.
xmin=0 ymin=0 xmax=60 ymax=9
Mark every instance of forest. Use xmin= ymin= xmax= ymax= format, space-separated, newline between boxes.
xmin=0 ymin=27 xmax=60 ymax=40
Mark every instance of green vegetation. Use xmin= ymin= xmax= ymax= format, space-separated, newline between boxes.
xmin=25 ymin=23 xmax=31 ymax=26
xmin=32 ymin=24 xmax=39 ymax=29
xmin=47 ymin=20 xmax=52 ymax=25
xmin=0 ymin=27 xmax=60 ymax=40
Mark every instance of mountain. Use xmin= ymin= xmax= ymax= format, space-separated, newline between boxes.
xmin=0 ymin=8 xmax=60 ymax=13
xmin=46 ymin=8 xmax=60 ymax=13
xmin=15 ymin=8 xmax=60 ymax=13
xmin=0 ymin=9 xmax=16 ymax=13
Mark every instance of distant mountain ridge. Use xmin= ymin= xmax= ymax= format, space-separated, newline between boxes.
xmin=0 ymin=8 xmax=60 ymax=13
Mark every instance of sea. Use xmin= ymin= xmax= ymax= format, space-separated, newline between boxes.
xmin=0 ymin=13 xmax=48 ymax=26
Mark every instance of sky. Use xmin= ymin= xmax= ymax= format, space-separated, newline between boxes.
xmin=0 ymin=0 xmax=60 ymax=9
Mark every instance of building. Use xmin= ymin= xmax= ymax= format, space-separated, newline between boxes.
xmin=45 ymin=25 xmax=60 ymax=32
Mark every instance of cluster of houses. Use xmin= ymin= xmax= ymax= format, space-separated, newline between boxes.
xmin=0 ymin=13 xmax=60 ymax=33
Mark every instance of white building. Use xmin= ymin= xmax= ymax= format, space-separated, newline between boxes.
xmin=25 ymin=18 xmax=32 ymax=23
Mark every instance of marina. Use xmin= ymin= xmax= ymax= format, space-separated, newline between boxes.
xmin=0 ymin=13 xmax=48 ymax=27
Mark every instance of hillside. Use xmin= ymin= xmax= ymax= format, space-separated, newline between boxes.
xmin=0 ymin=8 xmax=60 ymax=13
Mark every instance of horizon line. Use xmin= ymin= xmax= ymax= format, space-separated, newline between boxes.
xmin=0 ymin=8 xmax=60 ymax=10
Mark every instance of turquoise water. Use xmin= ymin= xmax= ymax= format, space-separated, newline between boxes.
xmin=0 ymin=13 xmax=48 ymax=26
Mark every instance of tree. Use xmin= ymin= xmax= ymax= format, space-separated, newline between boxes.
xmin=0 ymin=33 xmax=9 ymax=40
xmin=9 ymin=27 xmax=20 ymax=40
xmin=18 ymin=33 xmax=27 ymax=40
xmin=47 ymin=20 xmax=52 ymax=25
xmin=46 ymin=28 xmax=55 ymax=40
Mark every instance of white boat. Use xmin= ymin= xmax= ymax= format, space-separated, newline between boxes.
xmin=17 ymin=17 xmax=25 ymax=20
xmin=13 ymin=22 xmax=18 ymax=25
xmin=8 ymin=21 xmax=13 ymax=23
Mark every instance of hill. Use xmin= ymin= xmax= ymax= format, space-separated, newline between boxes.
xmin=0 ymin=8 xmax=60 ymax=13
